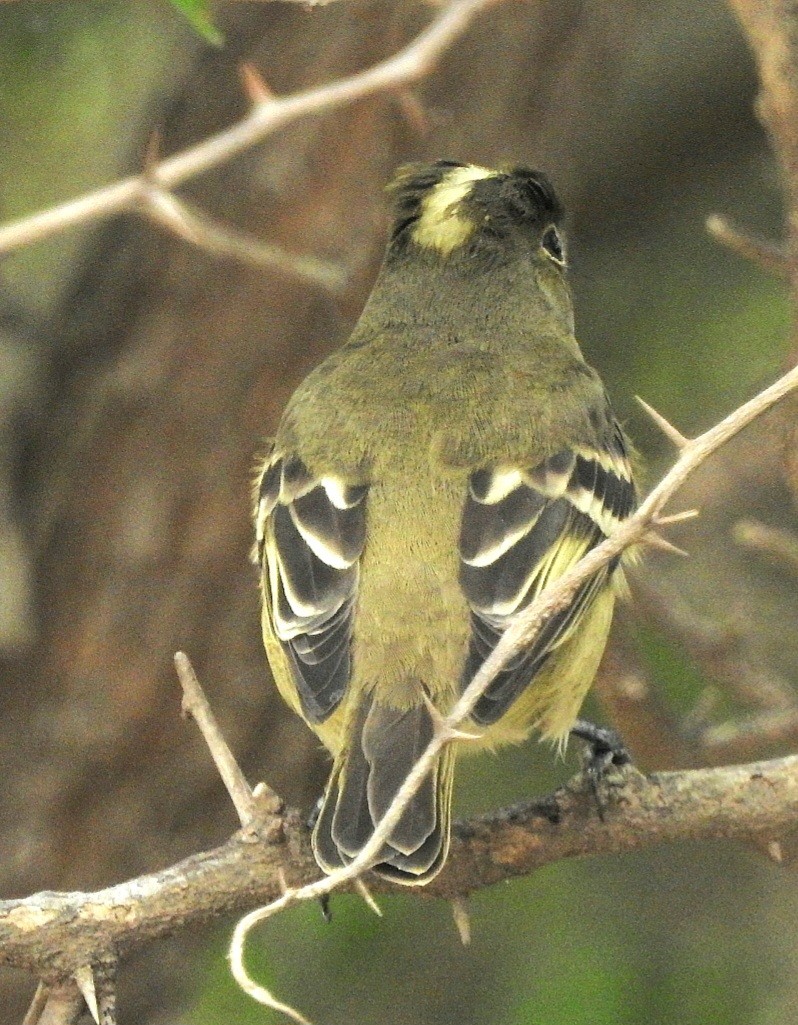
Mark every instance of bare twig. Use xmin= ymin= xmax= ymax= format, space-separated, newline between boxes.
xmin=630 ymin=574 xmax=796 ymax=712
xmin=392 ymin=88 xmax=432 ymax=135
xmin=174 ymin=651 xmax=259 ymax=827
xmin=36 ymin=984 xmax=83 ymax=1025
xmin=706 ymin=213 xmax=789 ymax=277
xmin=139 ymin=187 xmax=347 ymax=290
xmin=592 ymin=635 xmax=697 ymax=770
xmin=725 ymin=0 xmax=798 ymax=505
xmin=700 ymin=707 xmax=798 ymax=763
xmin=0 ymin=0 xmax=498 ymax=256
xmin=733 ymin=518 xmax=798 ymax=575
xmin=22 ymin=982 xmax=48 ymax=1025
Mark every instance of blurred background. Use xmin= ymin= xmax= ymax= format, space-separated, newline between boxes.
xmin=0 ymin=1 xmax=796 ymax=1023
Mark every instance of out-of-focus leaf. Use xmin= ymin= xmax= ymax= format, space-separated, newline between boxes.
xmin=167 ymin=0 xmax=224 ymax=46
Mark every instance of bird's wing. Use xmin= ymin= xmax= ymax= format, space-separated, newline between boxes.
xmin=255 ymin=453 xmax=367 ymax=724
xmin=458 ymin=420 xmax=636 ymax=725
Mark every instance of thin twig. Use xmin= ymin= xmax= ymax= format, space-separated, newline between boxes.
xmin=700 ymin=707 xmax=798 ymax=763
xmin=592 ymin=634 xmax=697 ymax=770
xmin=36 ymin=984 xmax=83 ymax=1025
xmin=733 ymin=518 xmax=798 ymax=575
xmin=630 ymin=574 xmax=796 ymax=711
xmin=140 ymin=188 xmax=347 ymax=291
xmin=725 ymin=0 xmax=798 ymax=504
xmin=22 ymin=982 xmax=48 ymax=1025
xmin=706 ymin=213 xmax=789 ymax=277
xmin=174 ymin=651 xmax=258 ymax=827
xmin=0 ymin=0 xmax=498 ymax=256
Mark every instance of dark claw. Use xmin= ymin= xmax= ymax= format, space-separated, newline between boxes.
xmin=319 ymin=893 xmax=332 ymax=923
xmin=570 ymin=719 xmax=630 ymax=765
xmin=570 ymin=719 xmax=631 ymax=821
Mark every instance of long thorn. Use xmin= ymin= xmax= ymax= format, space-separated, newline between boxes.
xmin=74 ymin=967 xmax=98 ymax=1024
xmin=655 ymin=508 xmax=700 ymax=526
xmin=706 ymin=214 xmax=789 ymax=277
xmin=22 ymin=982 xmax=48 ymax=1025
xmin=643 ymin=531 xmax=690 ymax=558
xmin=451 ymin=897 xmax=472 ymax=946
xmin=354 ymin=879 xmax=383 ymax=917
xmin=635 ymin=396 xmax=691 ymax=449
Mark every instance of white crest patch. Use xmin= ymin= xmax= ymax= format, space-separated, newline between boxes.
xmin=413 ymin=164 xmax=496 ymax=255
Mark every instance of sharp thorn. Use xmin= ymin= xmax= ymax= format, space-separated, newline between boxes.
xmin=319 ymin=894 xmax=332 ymax=923
xmin=443 ymin=725 xmax=482 ymax=743
xmin=635 ymin=396 xmax=691 ymax=449
xmin=420 ymin=690 xmax=449 ymax=733
xmin=239 ymin=62 xmax=275 ymax=105
xmin=74 ymin=966 xmax=99 ymax=1025
xmin=654 ymin=508 xmax=700 ymax=526
xmin=354 ymin=879 xmax=383 ymax=917
xmin=451 ymin=897 xmax=472 ymax=946
xmin=643 ymin=531 xmax=690 ymax=558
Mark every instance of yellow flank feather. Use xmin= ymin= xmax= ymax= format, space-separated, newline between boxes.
xmin=412 ymin=164 xmax=496 ymax=255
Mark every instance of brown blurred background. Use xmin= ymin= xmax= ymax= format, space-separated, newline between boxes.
xmin=0 ymin=1 xmax=796 ymax=1023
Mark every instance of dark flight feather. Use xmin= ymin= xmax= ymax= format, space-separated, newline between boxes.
xmin=458 ymin=426 xmax=636 ymax=725
xmin=257 ymin=457 xmax=367 ymax=724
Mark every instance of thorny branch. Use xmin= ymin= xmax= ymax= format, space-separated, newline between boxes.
xmin=4 ymin=750 xmax=798 ymax=999
xmin=0 ymin=0 xmax=497 ymax=262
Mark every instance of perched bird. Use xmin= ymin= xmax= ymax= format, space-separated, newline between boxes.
xmin=254 ymin=161 xmax=636 ymax=885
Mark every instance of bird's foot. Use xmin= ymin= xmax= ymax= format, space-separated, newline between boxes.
xmin=570 ymin=718 xmax=631 ymax=821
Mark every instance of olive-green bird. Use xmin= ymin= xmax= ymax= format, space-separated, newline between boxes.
xmin=254 ymin=161 xmax=636 ymax=885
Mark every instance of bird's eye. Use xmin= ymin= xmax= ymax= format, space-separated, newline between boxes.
xmin=541 ymin=225 xmax=565 ymax=266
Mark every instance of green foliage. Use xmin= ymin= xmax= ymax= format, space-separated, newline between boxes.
xmin=166 ymin=0 xmax=224 ymax=46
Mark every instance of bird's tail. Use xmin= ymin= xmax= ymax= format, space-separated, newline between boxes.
xmin=312 ymin=692 xmax=455 ymax=885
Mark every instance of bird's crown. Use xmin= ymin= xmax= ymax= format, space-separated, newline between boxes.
xmin=387 ymin=160 xmax=565 ymax=261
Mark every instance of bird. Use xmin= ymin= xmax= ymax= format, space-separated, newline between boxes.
xmin=253 ymin=160 xmax=637 ymax=885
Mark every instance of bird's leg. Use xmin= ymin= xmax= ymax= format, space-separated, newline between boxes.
xmin=569 ymin=718 xmax=631 ymax=821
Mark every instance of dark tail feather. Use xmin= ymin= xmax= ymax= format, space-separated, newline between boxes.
xmin=311 ymin=693 xmax=454 ymax=885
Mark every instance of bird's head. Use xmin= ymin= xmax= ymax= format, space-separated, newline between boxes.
xmin=386 ymin=160 xmax=567 ymax=272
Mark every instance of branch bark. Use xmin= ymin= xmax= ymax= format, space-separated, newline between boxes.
xmin=2 ymin=753 xmax=798 ymax=979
